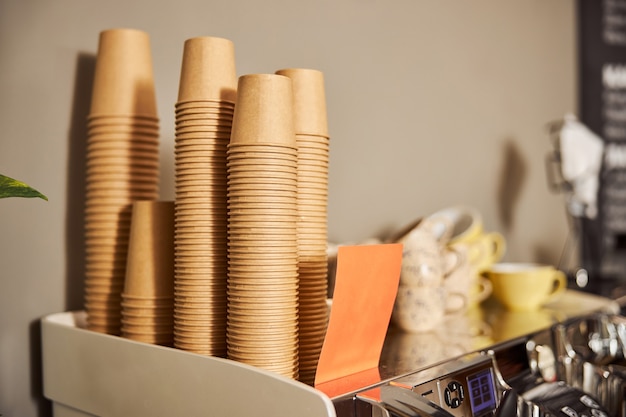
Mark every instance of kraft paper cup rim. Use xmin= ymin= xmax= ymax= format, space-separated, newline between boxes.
xmin=174 ymin=262 xmax=228 ymax=271
xmin=176 ymin=98 xmax=237 ymax=107
xmin=228 ymin=215 xmax=298 ymax=221
xmin=122 ymin=309 xmax=174 ymax=318
xmin=85 ymin=190 xmax=159 ymax=200
xmin=226 ymin=310 xmax=298 ymax=320
xmin=85 ymin=160 xmax=160 ymax=171
xmin=175 ymin=178 xmax=229 ymax=186
xmin=225 ymin=343 xmax=298 ymax=355
xmin=85 ymin=158 xmax=160 ymax=168
xmin=226 ymin=334 xmax=299 ymax=345
xmin=175 ymin=155 xmax=229 ymax=163
xmin=228 ymin=161 xmax=298 ymax=169
xmin=87 ymin=121 xmax=159 ymax=130
xmin=228 ymin=281 xmax=298 ymax=290
xmin=227 ymin=264 xmax=299 ymax=273
xmin=87 ymin=129 xmax=160 ymax=139
xmin=175 ymin=173 xmax=228 ymax=181
xmin=175 ymin=116 xmax=233 ymax=125
xmin=174 ymin=290 xmax=226 ymax=297
xmin=226 ymin=257 xmax=299 ymax=265
xmin=228 ymin=176 xmax=298 ymax=185
xmin=83 ymin=204 xmax=134 ymax=214
xmin=87 ymin=136 xmax=160 ymax=146
xmin=87 ymin=146 xmax=160 ymax=157
xmin=226 ymin=289 xmax=298 ymax=299
xmin=296 ymin=138 xmax=330 ymax=150
xmin=175 ymin=104 xmax=235 ymax=114
xmin=174 ymin=206 xmax=228 ymax=213
xmin=226 ymin=183 xmax=297 ymax=192
xmin=87 ymin=142 xmax=159 ymax=153
xmin=227 ymin=225 xmax=298 ymax=234
xmin=173 ymin=323 xmax=225 ymax=332
xmin=228 ymin=206 xmax=298 ymax=215
xmin=173 ymin=266 xmax=229 ymax=275
xmin=227 ymin=310 xmax=298 ymax=320
xmin=175 ymin=127 xmax=233 ymax=135
xmin=175 ymin=132 xmax=232 ymax=140
xmin=227 ymin=164 xmax=298 ymax=173
xmin=87 ymin=112 xmax=159 ymax=121
xmin=85 ymin=180 xmax=159 ymax=190
xmin=227 ymin=173 xmax=297 ymax=182
xmin=227 ymin=251 xmax=298 ymax=259
xmin=226 ymin=318 xmax=298 ymax=328
xmin=174 ymin=320 xmax=225 ymax=334
xmin=228 ymin=203 xmax=298 ymax=212
xmin=175 ymin=139 xmax=229 ymax=147
xmin=227 ymin=143 xmax=298 ymax=155
xmin=228 ymin=231 xmax=297 ymax=239
xmin=176 ymin=104 xmax=235 ymax=112
xmin=120 ymin=320 xmax=174 ymax=329
xmin=175 ymin=112 xmax=234 ymax=122
xmin=121 ymin=293 xmax=174 ymax=301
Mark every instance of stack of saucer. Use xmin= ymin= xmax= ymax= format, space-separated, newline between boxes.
xmin=121 ymin=201 xmax=174 ymax=346
xmin=226 ymin=74 xmax=299 ymax=379
xmin=173 ymin=36 xmax=237 ymax=356
xmin=276 ymin=69 xmax=330 ymax=385
xmin=84 ymin=28 xmax=159 ymax=335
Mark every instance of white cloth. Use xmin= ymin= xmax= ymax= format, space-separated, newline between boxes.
xmin=559 ymin=114 xmax=605 ymax=219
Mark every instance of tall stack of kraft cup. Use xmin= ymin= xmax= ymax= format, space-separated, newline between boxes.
xmin=84 ymin=28 xmax=160 ymax=335
xmin=275 ymin=69 xmax=330 ymax=386
xmin=173 ymin=37 xmax=237 ymax=356
xmin=226 ymin=74 xmax=300 ymax=380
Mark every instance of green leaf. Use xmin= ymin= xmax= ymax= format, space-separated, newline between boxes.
xmin=0 ymin=174 xmax=48 ymax=200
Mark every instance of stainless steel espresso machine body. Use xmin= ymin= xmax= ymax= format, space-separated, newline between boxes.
xmin=329 ymin=302 xmax=626 ymax=417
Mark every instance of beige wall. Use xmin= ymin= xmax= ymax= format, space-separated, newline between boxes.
xmin=0 ymin=0 xmax=576 ymax=415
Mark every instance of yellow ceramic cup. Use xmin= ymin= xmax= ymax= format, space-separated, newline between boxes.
xmin=429 ymin=205 xmax=484 ymax=245
xmin=461 ymin=232 xmax=506 ymax=272
xmin=483 ymin=263 xmax=567 ymax=311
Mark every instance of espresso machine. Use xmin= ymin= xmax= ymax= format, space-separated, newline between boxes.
xmin=327 ymin=306 xmax=626 ymax=417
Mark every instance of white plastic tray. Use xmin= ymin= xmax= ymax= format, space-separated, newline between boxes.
xmin=42 ymin=311 xmax=336 ymax=417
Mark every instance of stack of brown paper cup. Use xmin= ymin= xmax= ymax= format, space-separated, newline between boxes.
xmin=275 ymin=68 xmax=329 ymax=385
xmin=226 ymin=74 xmax=299 ymax=379
xmin=173 ymin=36 xmax=237 ymax=356
xmin=84 ymin=28 xmax=159 ymax=335
xmin=121 ymin=201 xmax=174 ymax=346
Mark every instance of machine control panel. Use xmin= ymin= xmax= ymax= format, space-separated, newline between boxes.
xmin=399 ymin=355 xmax=499 ymax=417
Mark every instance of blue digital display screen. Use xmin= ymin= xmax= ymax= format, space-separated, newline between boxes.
xmin=467 ymin=368 xmax=497 ymax=416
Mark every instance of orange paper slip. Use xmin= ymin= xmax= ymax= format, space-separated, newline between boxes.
xmin=315 ymin=243 xmax=403 ymax=389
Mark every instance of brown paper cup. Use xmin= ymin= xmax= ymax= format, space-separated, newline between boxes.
xmin=90 ymin=28 xmax=157 ymax=117
xmin=275 ymin=68 xmax=328 ymax=137
xmin=230 ymin=74 xmax=296 ymax=146
xmin=177 ymin=36 xmax=237 ymax=103
xmin=124 ymin=201 xmax=175 ymax=298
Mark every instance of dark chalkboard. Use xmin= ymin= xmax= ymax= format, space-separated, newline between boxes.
xmin=578 ymin=0 xmax=626 ymax=281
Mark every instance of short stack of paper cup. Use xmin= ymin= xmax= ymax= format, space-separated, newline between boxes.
xmin=84 ymin=28 xmax=160 ymax=335
xmin=226 ymin=74 xmax=300 ymax=379
xmin=276 ymin=68 xmax=329 ymax=385
xmin=173 ymin=37 xmax=237 ymax=356
xmin=121 ymin=201 xmax=174 ymax=346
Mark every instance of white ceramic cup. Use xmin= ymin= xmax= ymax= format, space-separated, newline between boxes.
xmin=392 ymin=285 xmax=466 ymax=333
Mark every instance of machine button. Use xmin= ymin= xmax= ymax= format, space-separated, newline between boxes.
xmin=560 ymin=406 xmax=579 ymax=417
xmin=443 ymin=380 xmax=464 ymax=408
